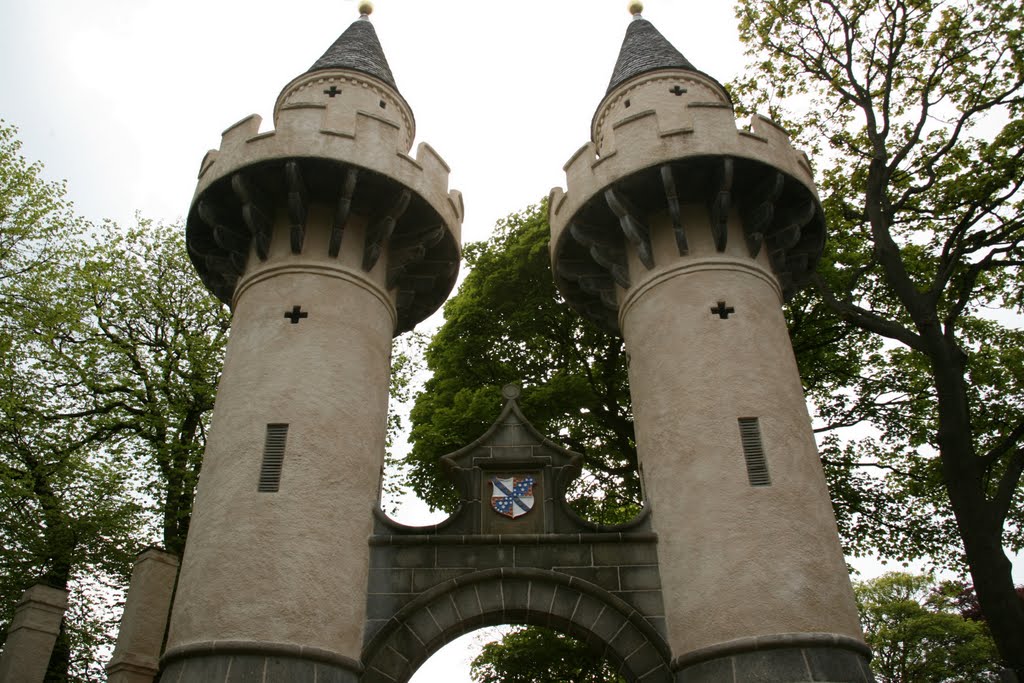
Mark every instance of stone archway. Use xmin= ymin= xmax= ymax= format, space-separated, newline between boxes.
xmin=360 ymin=391 xmax=672 ymax=682
xmin=362 ymin=567 xmax=671 ymax=682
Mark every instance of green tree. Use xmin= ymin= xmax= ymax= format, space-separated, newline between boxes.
xmin=855 ymin=573 xmax=1000 ymax=682
xmin=0 ymin=120 xmax=233 ymax=678
xmin=0 ymin=121 xmax=83 ymax=297
xmin=21 ymin=220 xmax=231 ymax=556
xmin=405 ymin=201 xmax=638 ymax=522
xmin=0 ymin=324 xmax=143 ymax=680
xmin=0 ymin=122 xmax=145 ymax=680
xmin=17 ymin=220 xmax=229 ymax=679
xmin=734 ymin=0 xmax=1024 ymax=670
xmin=470 ymin=626 xmax=626 ymax=683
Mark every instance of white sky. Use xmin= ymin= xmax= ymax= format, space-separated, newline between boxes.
xmin=1 ymin=1 xmax=1017 ymax=680
xmin=0 ymin=0 xmax=746 ymax=241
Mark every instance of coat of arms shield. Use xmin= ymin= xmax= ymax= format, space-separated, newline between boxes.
xmin=489 ymin=475 xmax=535 ymax=519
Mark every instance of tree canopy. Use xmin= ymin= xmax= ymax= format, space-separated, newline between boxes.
xmin=21 ymin=220 xmax=231 ymax=556
xmin=470 ymin=626 xmax=625 ymax=683
xmin=733 ymin=0 xmax=1024 ymax=670
xmin=855 ymin=572 xmax=1001 ymax=682
xmin=405 ymin=202 xmax=639 ymax=523
xmin=0 ymin=121 xmax=230 ymax=679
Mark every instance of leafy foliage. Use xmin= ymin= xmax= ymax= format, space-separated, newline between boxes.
xmin=855 ymin=573 xmax=1001 ymax=682
xmin=19 ymin=220 xmax=231 ymax=555
xmin=734 ymin=0 xmax=1024 ymax=669
xmin=0 ymin=121 xmax=230 ymax=678
xmin=470 ymin=626 xmax=625 ymax=683
xmin=0 ymin=123 xmax=142 ymax=676
xmin=404 ymin=201 xmax=638 ymax=523
xmin=381 ymin=330 xmax=429 ymax=514
xmin=0 ymin=121 xmax=84 ymax=293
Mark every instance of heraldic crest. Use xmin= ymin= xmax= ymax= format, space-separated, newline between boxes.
xmin=489 ymin=475 xmax=535 ymax=518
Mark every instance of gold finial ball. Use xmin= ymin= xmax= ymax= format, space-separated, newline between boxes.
xmin=358 ymin=1 xmax=374 ymax=16
xmin=628 ymin=1 xmax=644 ymax=15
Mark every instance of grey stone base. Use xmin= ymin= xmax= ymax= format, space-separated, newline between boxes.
xmin=159 ymin=642 xmax=361 ymax=683
xmin=674 ymin=634 xmax=874 ymax=683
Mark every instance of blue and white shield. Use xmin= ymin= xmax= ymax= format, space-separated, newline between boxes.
xmin=490 ymin=475 xmax=535 ymax=519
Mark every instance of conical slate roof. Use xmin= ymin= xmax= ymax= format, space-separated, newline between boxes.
xmin=607 ymin=16 xmax=696 ymax=93
xmin=308 ymin=16 xmax=398 ymax=91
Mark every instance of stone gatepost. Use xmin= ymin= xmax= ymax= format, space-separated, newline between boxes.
xmin=0 ymin=583 xmax=69 ymax=683
xmin=106 ymin=548 xmax=179 ymax=683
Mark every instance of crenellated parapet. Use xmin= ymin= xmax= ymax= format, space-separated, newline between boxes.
xmin=274 ymin=69 xmax=416 ymax=151
xmin=186 ymin=86 xmax=462 ymax=334
xmin=549 ymin=66 xmax=824 ymax=332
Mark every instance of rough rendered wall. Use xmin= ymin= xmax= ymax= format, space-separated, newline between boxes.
xmin=621 ymin=211 xmax=863 ymax=657
xmin=166 ymin=208 xmax=393 ymax=662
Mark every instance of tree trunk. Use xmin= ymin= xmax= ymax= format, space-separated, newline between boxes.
xmin=959 ymin=523 xmax=1024 ymax=677
xmin=930 ymin=341 xmax=1024 ymax=675
xmin=866 ymin=146 xmax=1024 ymax=672
xmin=43 ymin=620 xmax=70 ymax=683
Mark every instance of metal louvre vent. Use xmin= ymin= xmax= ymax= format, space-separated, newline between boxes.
xmin=738 ymin=417 xmax=771 ymax=487
xmin=258 ymin=424 xmax=289 ymax=492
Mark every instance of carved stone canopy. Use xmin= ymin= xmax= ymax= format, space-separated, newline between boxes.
xmin=374 ymin=386 xmax=653 ymax=537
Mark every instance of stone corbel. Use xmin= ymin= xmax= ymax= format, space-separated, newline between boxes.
xmin=768 ymin=197 xmax=816 ymax=272
xmin=605 ymin=187 xmax=654 ymax=269
xmin=329 ymin=167 xmax=359 ymax=258
xmin=230 ymin=172 xmax=273 ymax=261
xmin=394 ymin=257 xmax=458 ymax=333
xmin=570 ymin=223 xmax=630 ymax=286
xmin=386 ymin=224 xmax=446 ymax=289
xmin=708 ymin=157 xmax=733 ymax=252
xmin=196 ymin=200 xmax=248 ymax=275
xmin=557 ymin=259 xmax=620 ymax=310
xmin=363 ymin=189 xmax=411 ymax=272
xmin=660 ymin=164 xmax=688 ymax=255
xmin=740 ymin=170 xmax=784 ymax=259
xmin=284 ymin=161 xmax=308 ymax=254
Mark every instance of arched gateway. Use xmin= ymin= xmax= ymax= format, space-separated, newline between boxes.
xmin=101 ymin=5 xmax=875 ymax=683
xmin=361 ymin=386 xmax=671 ymax=682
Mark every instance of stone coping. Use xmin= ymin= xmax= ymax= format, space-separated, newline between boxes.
xmin=133 ymin=546 xmax=180 ymax=565
xmin=160 ymin=640 xmax=363 ymax=674
xmin=671 ymin=632 xmax=872 ymax=670
xmin=368 ymin=531 xmax=659 ymax=546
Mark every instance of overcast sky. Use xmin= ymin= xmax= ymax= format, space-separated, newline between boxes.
xmin=0 ymin=0 xmax=746 ymax=241
xmin=3 ymin=1 xmax=1017 ymax=679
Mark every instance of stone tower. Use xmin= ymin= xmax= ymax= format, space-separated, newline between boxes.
xmin=160 ymin=7 xmax=462 ymax=680
xmin=549 ymin=9 xmax=873 ymax=682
